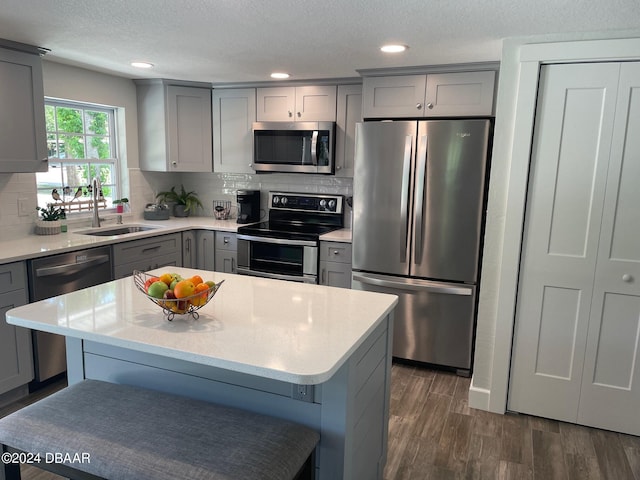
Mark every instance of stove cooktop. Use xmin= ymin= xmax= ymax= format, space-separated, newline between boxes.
xmin=237 ymin=221 xmax=340 ymax=242
xmin=237 ymin=192 xmax=345 ymax=242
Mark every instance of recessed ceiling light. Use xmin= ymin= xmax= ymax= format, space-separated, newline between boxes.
xmin=380 ymin=44 xmax=408 ymax=53
xmin=131 ymin=61 xmax=154 ymax=69
xmin=271 ymin=72 xmax=290 ymax=79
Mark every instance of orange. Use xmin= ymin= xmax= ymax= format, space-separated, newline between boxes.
xmin=159 ymin=273 xmax=174 ymax=287
xmin=189 ymin=275 xmax=204 ymax=286
xmin=190 ymin=283 xmax=210 ymax=306
xmin=173 ymin=280 xmax=196 ymax=299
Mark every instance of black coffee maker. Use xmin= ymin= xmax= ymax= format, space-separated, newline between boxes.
xmin=236 ymin=190 xmax=261 ymax=224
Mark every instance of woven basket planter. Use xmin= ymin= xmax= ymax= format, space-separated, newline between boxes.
xmin=35 ymin=220 xmax=61 ymax=235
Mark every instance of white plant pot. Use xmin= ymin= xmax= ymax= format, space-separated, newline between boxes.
xmin=35 ymin=219 xmax=61 ymax=235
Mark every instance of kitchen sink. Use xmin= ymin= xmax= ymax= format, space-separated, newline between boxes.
xmin=75 ymin=224 xmax=162 ymax=237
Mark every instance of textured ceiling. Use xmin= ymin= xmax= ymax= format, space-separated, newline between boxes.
xmin=1 ymin=0 xmax=639 ymax=83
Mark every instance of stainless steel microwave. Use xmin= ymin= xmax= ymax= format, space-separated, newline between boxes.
xmin=252 ymin=121 xmax=335 ymax=174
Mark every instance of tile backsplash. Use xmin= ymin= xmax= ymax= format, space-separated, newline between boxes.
xmin=0 ymin=169 xmax=353 ymax=240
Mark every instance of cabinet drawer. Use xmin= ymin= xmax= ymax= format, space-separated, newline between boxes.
xmin=113 ymin=233 xmax=181 ymax=266
xmin=0 ymin=261 xmax=27 ymax=294
xmin=215 ymin=232 xmax=237 ymax=251
xmin=113 ymin=251 xmax=182 ymax=279
xmin=320 ymin=242 xmax=352 ymax=263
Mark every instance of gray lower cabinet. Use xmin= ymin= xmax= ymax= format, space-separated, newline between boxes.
xmin=0 ymin=262 xmax=32 ymax=397
xmin=215 ymin=232 xmax=237 ymax=274
xmin=196 ymin=230 xmax=215 ymax=271
xmin=319 ymin=241 xmax=352 ymax=288
xmin=182 ymin=231 xmax=197 ymax=268
xmin=112 ymin=233 xmax=182 ymax=279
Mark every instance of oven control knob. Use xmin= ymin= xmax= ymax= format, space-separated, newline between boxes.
xmin=281 ymin=197 xmax=288 ymax=205
xmin=319 ymin=199 xmax=327 ymax=209
xmin=273 ymin=196 xmax=280 ymax=205
xmin=328 ymin=199 xmax=336 ymax=210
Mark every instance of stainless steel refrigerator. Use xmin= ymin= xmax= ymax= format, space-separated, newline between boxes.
xmin=351 ymin=119 xmax=491 ymax=375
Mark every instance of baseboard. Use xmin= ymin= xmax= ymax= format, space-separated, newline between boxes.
xmin=468 ymin=383 xmax=491 ymax=411
xmin=0 ymin=384 xmax=29 ymax=409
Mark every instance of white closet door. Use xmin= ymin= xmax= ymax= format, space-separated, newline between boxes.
xmin=577 ymin=63 xmax=640 ymax=435
xmin=508 ymin=63 xmax=620 ymax=422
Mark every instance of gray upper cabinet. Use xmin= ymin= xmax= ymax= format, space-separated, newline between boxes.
xmin=335 ymin=84 xmax=362 ymax=177
xmin=256 ymin=86 xmax=337 ymax=122
xmin=362 ymin=71 xmax=496 ymax=118
xmin=212 ymin=88 xmax=256 ymax=173
xmin=136 ymin=80 xmax=213 ymax=172
xmin=0 ymin=42 xmax=47 ymax=173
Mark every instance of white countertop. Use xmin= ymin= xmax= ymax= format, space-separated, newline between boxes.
xmin=0 ymin=218 xmax=351 ymax=265
xmin=6 ymin=267 xmax=396 ymax=385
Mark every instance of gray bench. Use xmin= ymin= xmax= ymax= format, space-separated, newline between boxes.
xmin=0 ymin=380 xmax=319 ymax=480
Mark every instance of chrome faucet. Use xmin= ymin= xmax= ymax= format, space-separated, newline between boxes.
xmin=91 ymin=177 xmax=101 ymax=228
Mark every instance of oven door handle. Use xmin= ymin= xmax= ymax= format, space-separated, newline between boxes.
xmin=237 ymin=234 xmax=317 ymax=247
xmin=236 ymin=267 xmax=317 ymax=284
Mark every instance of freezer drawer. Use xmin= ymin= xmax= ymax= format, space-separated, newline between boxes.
xmin=352 ymin=272 xmax=476 ymax=373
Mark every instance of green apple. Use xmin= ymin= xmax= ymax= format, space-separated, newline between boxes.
xmin=148 ymin=281 xmax=169 ymax=299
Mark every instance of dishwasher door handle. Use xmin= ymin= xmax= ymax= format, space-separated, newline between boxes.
xmin=35 ymin=254 xmax=111 ymax=277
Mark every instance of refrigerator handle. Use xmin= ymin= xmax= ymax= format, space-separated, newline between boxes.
xmin=400 ymin=135 xmax=413 ymax=263
xmin=414 ymin=134 xmax=428 ymax=264
xmin=353 ymin=273 xmax=473 ymax=296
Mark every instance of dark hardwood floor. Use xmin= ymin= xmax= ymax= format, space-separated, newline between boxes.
xmin=2 ymin=364 xmax=639 ymax=480
xmin=384 ymin=363 xmax=640 ymax=480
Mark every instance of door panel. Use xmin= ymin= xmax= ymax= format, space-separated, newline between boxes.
xmin=577 ymin=62 xmax=640 ymax=436
xmin=352 ymin=121 xmax=415 ymax=276
xmin=534 ymin=286 xmax=581 ymax=380
xmin=508 ymin=63 xmax=621 ymax=422
xmin=410 ymin=120 xmax=490 ymax=282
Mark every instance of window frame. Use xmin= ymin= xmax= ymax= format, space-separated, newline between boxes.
xmin=37 ymin=98 xmax=121 ymax=216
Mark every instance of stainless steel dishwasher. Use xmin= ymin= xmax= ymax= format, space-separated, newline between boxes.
xmin=27 ymin=246 xmax=112 ymax=386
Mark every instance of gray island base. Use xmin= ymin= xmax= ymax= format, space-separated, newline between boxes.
xmin=7 ymin=267 xmax=398 ymax=480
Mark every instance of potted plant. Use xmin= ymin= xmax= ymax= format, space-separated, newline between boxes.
xmin=155 ymin=185 xmax=203 ymax=217
xmin=35 ymin=204 xmax=66 ymax=235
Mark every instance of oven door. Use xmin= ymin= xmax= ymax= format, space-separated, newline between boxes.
xmin=237 ymin=235 xmax=318 ymax=284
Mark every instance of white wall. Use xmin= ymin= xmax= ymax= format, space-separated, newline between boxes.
xmin=469 ymin=29 xmax=640 ymax=412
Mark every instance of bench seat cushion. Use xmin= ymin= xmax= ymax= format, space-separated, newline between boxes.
xmin=0 ymin=380 xmax=319 ymax=480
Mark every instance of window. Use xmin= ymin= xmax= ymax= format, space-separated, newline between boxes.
xmin=36 ymin=99 xmax=120 ymax=214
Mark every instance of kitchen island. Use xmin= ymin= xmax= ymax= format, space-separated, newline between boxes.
xmin=5 ymin=267 xmax=397 ymax=480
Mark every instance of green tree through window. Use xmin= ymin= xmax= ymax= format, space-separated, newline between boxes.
xmin=38 ymin=100 xmax=119 ymax=213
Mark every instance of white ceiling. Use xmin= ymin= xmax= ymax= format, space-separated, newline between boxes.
xmin=1 ymin=0 xmax=639 ymax=84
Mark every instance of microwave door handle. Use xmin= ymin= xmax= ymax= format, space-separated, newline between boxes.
xmin=310 ymin=130 xmax=318 ymax=166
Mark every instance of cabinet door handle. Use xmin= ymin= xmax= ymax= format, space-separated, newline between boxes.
xmin=333 ymin=250 xmax=339 ymax=255
xmin=142 ymin=246 xmax=161 ymax=254
xmin=288 ymin=110 xmax=292 ymax=117
xmin=297 ymin=111 xmax=301 ymax=117
xmin=171 ymin=161 xmax=177 ymax=167
xmin=321 ymin=268 xmax=326 ymax=284
xmin=416 ymin=103 xmax=423 ymax=110
xmin=426 ymin=102 xmax=434 ymax=109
